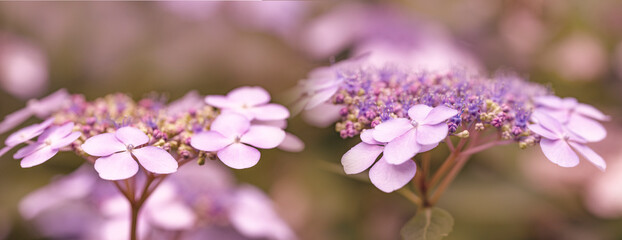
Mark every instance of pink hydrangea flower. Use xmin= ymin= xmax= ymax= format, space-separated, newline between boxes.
xmin=0 ymin=118 xmax=53 ymax=157
xmin=81 ymin=126 xmax=178 ymax=180
xmin=191 ymin=113 xmax=285 ymax=169
xmin=372 ymin=104 xmax=459 ymax=164
xmin=529 ymin=111 xmax=606 ymax=171
xmin=341 ymin=129 xmax=437 ymax=193
xmin=205 ymin=86 xmax=289 ymax=121
xmin=534 ymin=95 xmax=609 ymax=142
xmin=13 ymin=122 xmax=81 ymax=168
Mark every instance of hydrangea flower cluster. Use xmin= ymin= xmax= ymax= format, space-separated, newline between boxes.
xmin=20 ymin=162 xmax=295 ymax=240
xmin=0 ymin=86 xmax=300 ymax=240
xmin=296 ymin=59 xmax=608 ymax=198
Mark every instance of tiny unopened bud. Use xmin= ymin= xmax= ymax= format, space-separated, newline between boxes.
xmin=475 ymin=123 xmax=485 ymax=131
xmin=455 ymin=130 xmax=470 ymax=138
xmin=197 ymin=153 xmax=206 ymax=165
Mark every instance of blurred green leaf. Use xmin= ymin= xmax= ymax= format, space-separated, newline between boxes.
xmin=401 ymin=207 xmax=454 ymax=240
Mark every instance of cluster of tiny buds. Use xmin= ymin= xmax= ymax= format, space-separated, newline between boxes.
xmin=326 ymin=68 xmax=547 ymax=149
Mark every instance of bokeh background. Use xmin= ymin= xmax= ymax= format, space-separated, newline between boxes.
xmin=1 ymin=1 xmax=622 ymax=239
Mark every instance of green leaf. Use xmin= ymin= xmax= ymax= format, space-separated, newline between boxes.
xmin=400 ymin=207 xmax=454 ymax=240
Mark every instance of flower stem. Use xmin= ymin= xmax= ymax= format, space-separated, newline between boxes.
xmin=130 ymin=202 xmax=141 ymax=240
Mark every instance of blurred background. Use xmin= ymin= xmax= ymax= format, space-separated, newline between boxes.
xmin=1 ymin=1 xmax=622 ymax=239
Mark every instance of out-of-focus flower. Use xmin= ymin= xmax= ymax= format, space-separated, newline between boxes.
xmin=0 ymin=33 xmax=48 ymax=99
xmin=0 ymin=88 xmax=70 ymax=135
xmin=0 ymin=118 xmax=53 ymax=157
xmin=543 ymin=33 xmax=607 ymax=81
xmin=81 ymin=126 xmax=178 ymax=180
xmin=191 ymin=113 xmax=285 ymax=169
xmin=302 ymin=3 xmax=480 ymax=72
xmin=528 ymin=111 xmax=606 ymax=170
xmin=205 ymin=86 xmax=289 ymax=121
xmin=229 ymin=185 xmax=297 ymax=240
xmin=13 ymin=122 xmax=80 ymax=168
xmin=229 ymin=1 xmax=309 ymax=42
xmin=21 ymin=162 xmax=296 ymax=240
xmin=585 ymin=150 xmax=622 ymax=218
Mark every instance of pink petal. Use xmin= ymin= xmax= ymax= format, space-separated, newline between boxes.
xmin=81 ymin=133 xmax=126 ymax=156
xmin=416 ymin=123 xmax=449 ymax=145
xmin=301 ymin=102 xmax=342 ymax=127
xmin=240 ymin=126 xmax=286 ymax=149
xmin=0 ymin=146 xmax=11 ymax=158
xmin=277 ymin=133 xmax=305 ymax=152
xmin=227 ymin=86 xmax=271 ymax=106
xmin=50 ymin=132 xmax=81 ymax=149
xmin=360 ymin=129 xmax=382 ymax=144
xmin=531 ymin=110 xmax=563 ymax=135
xmin=205 ymin=95 xmax=234 ymax=108
xmin=217 ymin=143 xmax=260 ymax=169
xmin=576 ymin=103 xmax=610 ymax=121
xmin=568 ymin=142 xmax=606 ymax=171
xmin=94 ymin=152 xmax=139 ymax=180
xmin=147 ymin=200 xmax=196 ymax=230
xmin=20 ymin=146 xmax=58 ymax=168
xmin=534 ymin=96 xmax=563 ymax=109
xmin=14 ymin=142 xmax=44 ymax=159
xmin=369 ymin=157 xmax=417 ymax=193
xmin=132 ymin=146 xmax=178 ymax=175
xmin=190 ymin=131 xmax=232 ymax=151
xmin=383 ymin=129 xmax=420 ymax=165
xmin=5 ymin=118 xmax=53 ymax=146
xmin=305 ymin=85 xmax=339 ymax=110
xmin=423 ymin=105 xmax=459 ymax=125
xmin=0 ymin=108 xmax=33 ymax=135
xmin=566 ymin=115 xmax=606 ymax=142
xmin=115 ymin=127 xmax=149 ymax=147
xmin=29 ymin=89 xmax=70 ymax=118
xmin=420 ymin=143 xmax=439 ymax=152
xmin=211 ymin=113 xmax=251 ymax=138
xmin=540 ymin=139 xmax=579 ymax=168
xmin=39 ymin=122 xmax=73 ymax=143
xmin=341 ymin=142 xmax=384 ymax=174
xmin=253 ymin=119 xmax=287 ymax=129
xmin=407 ymin=104 xmax=433 ymax=122
xmin=372 ymin=118 xmax=413 ymax=142
xmin=251 ymin=104 xmax=290 ymax=121
xmin=527 ymin=124 xmax=558 ymax=140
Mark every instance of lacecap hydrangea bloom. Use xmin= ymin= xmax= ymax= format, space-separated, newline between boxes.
xmin=295 ymin=58 xmax=609 ymax=239
xmin=0 ymin=86 xmax=301 ymax=240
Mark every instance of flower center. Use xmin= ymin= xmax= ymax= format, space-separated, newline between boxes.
xmin=561 ymin=133 xmax=570 ymax=141
xmin=234 ymin=136 xmax=241 ymax=143
xmin=127 ymin=144 xmax=135 ymax=152
xmin=411 ymin=119 xmax=419 ymax=128
xmin=44 ymin=139 xmax=52 ymax=146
